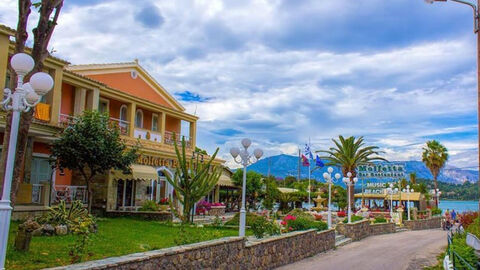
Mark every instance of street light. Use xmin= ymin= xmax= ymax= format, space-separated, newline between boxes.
xmin=386 ymin=183 xmax=398 ymax=221
xmin=342 ymin=172 xmax=358 ymax=224
xmin=323 ymin=167 xmax=341 ymax=229
xmin=425 ymin=0 xmax=480 ymax=226
xmin=0 ymin=53 xmax=54 ymax=269
xmin=402 ymin=185 xmax=415 ymax=221
xmin=230 ymin=138 xmax=263 ymax=237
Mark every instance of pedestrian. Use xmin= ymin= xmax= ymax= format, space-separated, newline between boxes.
xmin=451 ymin=209 xmax=456 ymax=222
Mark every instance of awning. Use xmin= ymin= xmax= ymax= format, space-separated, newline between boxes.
xmin=217 ymin=175 xmax=237 ymax=187
xmin=354 ymin=192 xmax=422 ymax=201
xmin=278 ymin=187 xmax=299 ymax=194
xmin=111 ymin=164 xmax=158 ymax=181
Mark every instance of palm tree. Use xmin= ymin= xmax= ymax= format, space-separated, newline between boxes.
xmin=422 ymin=140 xmax=448 ymax=207
xmin=409 ymin=172 xmax=417 ymax=185
xmin=317 ymin=136 xmax=386 ymax=208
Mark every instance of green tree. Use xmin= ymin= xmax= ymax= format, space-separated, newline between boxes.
xmin=399 ymin=178 xmax=408 ymax=189
xmin=0 ymin=0 xmax=65 ymax=204
xmin=165 ymin=135 xmax=221 ymax=224
xmin=262 ymin=176 xmax=279 ymax=210
xmin=332 ymin=185 xmax=347 ymax=210
xmin=317 ymin=136 xmax=386 ymax=207
xmin=422 ymin=140 xmax=448 ymax=206
xmin=51 ymin=111 xmax=138 ymax=212
xmin=232 ymin=170 xmax=263 ymax=210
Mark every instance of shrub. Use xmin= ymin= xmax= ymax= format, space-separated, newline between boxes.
xmin=38 ymin=200 xmax=96 ymax=234
xmin=337 ymin=211 xmax=346 ymax=217
xmin=138 ymin=200 xmax=159 ymax=212
xmin=466 ymin=217 xmax=480 ymax=238
xmin=374 ymin=215 xmax=387 ymax=224
xmin=285 ymin=216 xmax=328 ymax=232
xmin=287 ymin=209 xmax=314 ymax=220
xmin=343 ymin=215 xmax=363 ymax=223
xmin=251 ymin=217 xmax=281 ymax=239
xmin=459 ymin=212 xmax=479 ymax=228
xmin=431 ymin=208 xmax=442 ymax=216
xmin=225 ymin=212 xmax=265 ymax=226
xmin=451 ymin=233 xmax=477 ymax=268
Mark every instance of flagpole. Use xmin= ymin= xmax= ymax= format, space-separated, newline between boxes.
xmin=297 ymin=148 xmax=301 ymax=182
xmin=308 ymin=138 xmax=311 ymax=210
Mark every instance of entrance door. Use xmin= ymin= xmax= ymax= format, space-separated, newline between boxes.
xmin=116 ymin=179 xmax=136 ymax=210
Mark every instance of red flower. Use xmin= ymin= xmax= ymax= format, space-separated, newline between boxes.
xmin=281 ymin=221 xmax=287 ymax=226
xmin=337 ymin=211 xmax=346 ymax=217
xmin=284 ymin=215 xmax=296 ymax=221
xmin=288 ymin=227 xmax=293 ymax=231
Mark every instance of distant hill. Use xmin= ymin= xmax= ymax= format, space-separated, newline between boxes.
xmin=244 ymin=154 xmax=478 ymax=185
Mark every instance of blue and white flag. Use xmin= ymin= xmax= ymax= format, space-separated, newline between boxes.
xmin=315 ymin=155 xmax=324 ymax=167
xmin=304 ymin=144 xmax=313 ymax=160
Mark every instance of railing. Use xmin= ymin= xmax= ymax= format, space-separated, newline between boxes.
xmin=164 ymin=131 xmax=191 ymax=147
xmin=447 ymin=230 xmax=477 ymax=270
xmin=52 ymin=185 xmax=88 ymax=204
xmin=134 ymin=128 xmax=162 ymax=142
xmin=59 ymin=113 xmax=77 ymax=127
xmin=110 ymin=117 xmax=129 ymax=136
xmin=31 ymin=184 xmax=43 ymax=204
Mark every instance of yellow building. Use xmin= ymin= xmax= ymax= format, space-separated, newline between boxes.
xmin=0 ymin=24 xmax=222 ymax=218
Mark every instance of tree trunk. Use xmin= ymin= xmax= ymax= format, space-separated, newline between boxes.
xmin=433 ymin=175 xmax=438 ymax=208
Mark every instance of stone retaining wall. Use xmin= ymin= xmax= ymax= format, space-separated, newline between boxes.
xmin=369 ymin=222 xmax=395 ymax=235
xmin=48 ymin=229 xmax=335 ymax=270
xmin=404 ymin=216 xmax=441 ymax=230
xmin=105 ymin=211 xmax=172 ymax=221
xmin=335 ymin=220 xmax=370 ymax=241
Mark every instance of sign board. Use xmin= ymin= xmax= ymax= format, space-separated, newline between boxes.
xmin=356 ymin=164 xmax=405 ymax=179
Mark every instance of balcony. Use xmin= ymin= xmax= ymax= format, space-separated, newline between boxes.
xmin=164 ymin=131 xmax=191 ymax=148
xmin=110 ymin=117 xmax=129 ymax=136
xmin=52 ymin=185 xmax=88 ymax=204
xmin=134 ymin=128 xmax=162 ymax=143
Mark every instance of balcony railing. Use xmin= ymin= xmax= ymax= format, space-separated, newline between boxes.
xmin=52 ymin=185 xmax=88 ymax=204
xmin=164 ymin=131 xmax=191 ymax=147
xmin=59 ymin=113 xmax=76 ymax=127
xmin=110 ymin=117 xmax=129 ymax=136
xmin=134 ymin=128 xmax=162 ymax=142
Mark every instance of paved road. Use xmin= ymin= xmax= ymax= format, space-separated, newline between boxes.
xmin=277 ymin=229 xmax=447 ymax=270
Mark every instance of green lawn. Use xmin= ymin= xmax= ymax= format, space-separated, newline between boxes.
xmin=6 ymin=217 xmax=243 ymax=270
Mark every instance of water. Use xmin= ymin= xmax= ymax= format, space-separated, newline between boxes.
xmin=438 ymin=200 xmax=478 ymax=213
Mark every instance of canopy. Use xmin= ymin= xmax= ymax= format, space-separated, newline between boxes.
xmin=354 ymin=192 xmax=422 ymax=201
xmin=217 ymin=174 xmax=237 ymax=187
xmin=278 ymin=187 xmax=299 ymax=194
xmin=111 ymin=164 xmax=158 ymax=181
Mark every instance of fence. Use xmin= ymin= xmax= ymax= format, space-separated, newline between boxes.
xmin=446 ymin=229 xmax=478 ymax=270
xmin=52 ymin=185 xmax=88 ymax=204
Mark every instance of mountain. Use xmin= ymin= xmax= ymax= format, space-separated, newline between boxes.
xmin=245 ymin=154 xmax=478 ymax=185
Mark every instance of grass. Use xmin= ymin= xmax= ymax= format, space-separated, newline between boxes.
xmin=6 ymin=217 xmax=244 ymax=270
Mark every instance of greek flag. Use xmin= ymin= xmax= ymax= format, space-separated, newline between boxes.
xmin=304 ymin=144 xmax=313 ymax=160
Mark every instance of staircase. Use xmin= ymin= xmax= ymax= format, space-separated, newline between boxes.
xmin=335 ymin=233 xmax=352 ymax=247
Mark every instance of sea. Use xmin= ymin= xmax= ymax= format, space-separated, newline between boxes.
xmin=438 ymin=200 xmax=478 ymax=213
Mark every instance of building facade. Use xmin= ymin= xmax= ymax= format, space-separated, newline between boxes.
xmin=0 ymin=25 xmax=218 ymax=219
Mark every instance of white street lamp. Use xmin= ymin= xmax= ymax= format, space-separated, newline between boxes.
xmin=0 ymin=53 xmax=54 ymax=269
xmin=402 ymin=185 xmax=414 ymax=221
xmin=386 ymin=183 xmax=396 ymax=221
xmin=323 ymin=167 xmax=341 ymax=229
xmin=342 ymin=172 xmax=357 ymax=224
xmin=230 ymin=138 xmax=262 ymax=237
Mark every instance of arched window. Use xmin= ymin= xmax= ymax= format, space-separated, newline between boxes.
xmin=119 ymin=105 xmax=128 ymax=122
xmin=135 ymin=109 xmax=143 ymax=128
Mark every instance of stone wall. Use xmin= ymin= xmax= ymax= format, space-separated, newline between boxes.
xmin=47 ymin=229 xmax=335 ymax=270
xmin=404 ymin=216 xmax=441 ymax=230
xmin=335 ymin=220 xmax=370 ymax=241
xmin=369 ymin=222 xmax=395 ymax=235
xmin=105 ymin=211 xmax=172 ymax=221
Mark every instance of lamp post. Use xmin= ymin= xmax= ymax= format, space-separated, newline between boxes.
xmin=323 ymin=167 xmax=341 ymax=229
xmin=342 ymin=172 xmax=358 ymax=224
xmin=402 ymin=185 xmax=415 ymax=221
xmin=230 ymin=138 xmax=263 ymax=237
xmin=386 ymin=183 xmax=398 ymax=220
xmin=425 ymin=0 xmax=480 ymax=225
xmin=434 ymin=188 xmax=442 ymax=207
xmin=0 ymin=53 xmax=54 ymax=269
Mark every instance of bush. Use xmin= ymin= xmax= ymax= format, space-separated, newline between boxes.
xmin=343 ymin=215 xmax=363 ymax=223
xmin=285 ymin=216 xmax=327 ymax=232
xmin=337 ymin=211 xmax=346 ymax=217
xmin=38 ymin=200 xmax=96 ymax=233
xmin=374 ymin=215 xmax=387 ymax=224
xmin=431 ymin=208 xmax=442 ymax=216
xmin=225 ymin=212 xmax=264 ymax=226
xmin=138 ymin=200 xmax=159 ymax=212
xmin=451 ymin=233 xmax=478 ymax=268
xmin=287 ymin=209 xmax=314 ymax=220
xmin=466 ymin=217 xmax=480 ymax=238
xmin=251 ymin=217 xmax=281 ymax=239
xmin=459 ymin=212 xmax=479 ymax=228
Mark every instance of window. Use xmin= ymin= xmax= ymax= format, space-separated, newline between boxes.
xmin=152 ymin=113 xmax=159 ymax=132
xmin=30 ymin=157 xmax=52 ymax=184
xmin=135 ymin=109 xmax=143 ymax=128
xmin=119 ymin=105 xmax=128 ymax=122
xmin=99 ymin=99 xmax=109 ymax=114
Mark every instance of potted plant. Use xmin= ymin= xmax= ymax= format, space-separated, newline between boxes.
xmin=158 ymin=197 xmax=169 ymax=211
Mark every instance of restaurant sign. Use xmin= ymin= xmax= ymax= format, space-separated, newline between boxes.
xmin=356 ymin=164 xmax=405 ymax=179
xmin=136 ymin=155 xmax=179 ymax=168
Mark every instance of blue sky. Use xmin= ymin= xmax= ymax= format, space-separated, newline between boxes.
xmin=0 ymin=0 xmax=478 ymax=169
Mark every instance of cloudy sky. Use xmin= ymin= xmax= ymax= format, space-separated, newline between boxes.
xmin=0 ymin=0 xmax=478 ymax=169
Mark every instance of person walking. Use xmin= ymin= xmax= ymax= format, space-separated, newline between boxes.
xmin=451 ymin=209 xmax=457 ymax=222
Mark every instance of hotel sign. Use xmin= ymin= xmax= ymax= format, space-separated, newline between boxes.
xmin=136 ymin=155 xmax=179 ymax=168
xmin=356 ymin=164 xmax=405 ymax=179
